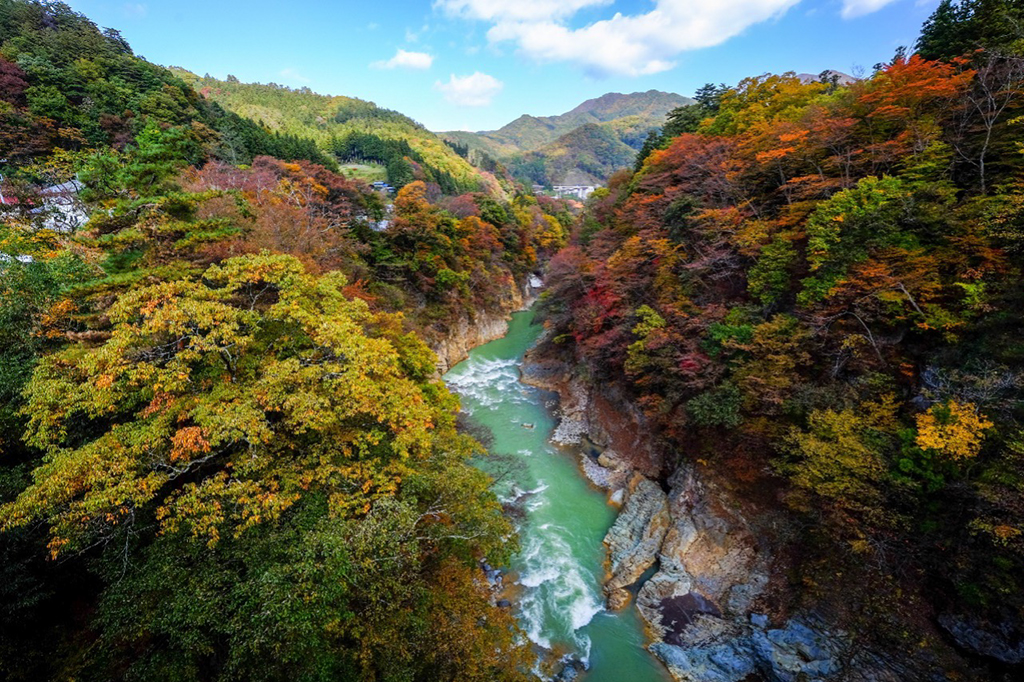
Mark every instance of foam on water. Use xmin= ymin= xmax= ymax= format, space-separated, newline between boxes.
xmin=445 ymin=356 xmax=521 ymax=409
xmin=508 ymin=496 xmax=606 ymax=652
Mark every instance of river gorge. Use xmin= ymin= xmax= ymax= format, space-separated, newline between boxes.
xmin=444 ymin=310 xmax=674 ymax=681
xmin=443 ymin=307 xmax=911 ymax=682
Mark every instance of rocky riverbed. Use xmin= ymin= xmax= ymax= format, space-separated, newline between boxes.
xmin=520 ymin=333 xmax=909 ymax=682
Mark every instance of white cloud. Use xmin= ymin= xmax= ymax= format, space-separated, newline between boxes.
xmin=372 ymin=49 xmax=435 ymax=70
xmin=439 ymin=0 xmax=802 ymax=77
xmin=840 ymin=0 xmax=900 ymax=18
xmin=405 ymin=24 xmax=431 ymax=43
xmin=279 ymin=68 xmax=311 ymax=84
xmin=435 ymin=72 xmax=504 ymax=106
xmin=436 ymin=0 xmax=611 ymax=22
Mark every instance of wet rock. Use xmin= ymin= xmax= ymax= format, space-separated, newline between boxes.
xmin=606 ymin=587 xmax=632 ymax=611
xmin=553 ymin=656 xmax=587 ymax=682
xmin=603 ymin=474 xmax=670 ymax=609
xmin=938 ymin=612 xmax=1024 ymax=664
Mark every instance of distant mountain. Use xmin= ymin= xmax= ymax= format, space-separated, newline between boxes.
xmin=796 ymin=70 xmax=859 ymax=86
xmin=506 ymin=123 xmax=637 ymax=188
xmin=443 ymin=90 xmax=694 ymax=186
xmin=172 ymin=70 xmax=490 ymax=193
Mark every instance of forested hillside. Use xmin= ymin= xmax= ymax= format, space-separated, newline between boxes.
xmin=444 ymin=90 xmax=692 ymax=186
xmin=177 ymin=70 xmax=493 ymax=194
xmin=538 ymin=1 xmax=1024 ymax=676
xmin=510 ymin=122 xmax=639 ymax=187
xmin=0 ymin=2 xmax=573 ymax=679
xmin=0 ymin=1 xmax=336 ymax=170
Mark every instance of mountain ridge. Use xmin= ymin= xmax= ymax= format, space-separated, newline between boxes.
xmin=442 ymin=89 xmax=694 ymax=186
xmin=171 ymin=68 xmax=495 ymax=194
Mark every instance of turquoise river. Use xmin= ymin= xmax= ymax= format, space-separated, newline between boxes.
xmin=444 ymin=310 xmax=673 ymax=681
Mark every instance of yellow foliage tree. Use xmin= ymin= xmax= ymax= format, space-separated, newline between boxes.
xmin=0 ymin=253 xmax=450 ymax=556
xmin=915 ymin=400 xmax=993 ymax=461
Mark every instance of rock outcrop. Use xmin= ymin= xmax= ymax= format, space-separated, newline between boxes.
xmin=433 ymin=279 xmax=537 ymax=373
xmin=636 ymin=465 xmax=769 ymax=640
xmin=938 ymin=612 xmax=1024 ymax=664
xmin=603 ymin=474 xmax=670 ymax=609
xmin=521 ymin=337 xmax=908 ymax=682
xmin=433 ymin=308 xmax=515 ymax=374
xmin=631 ymin=469 xmax=905 ymax=682
xmin=651 ymin=616 xmax=842 ymax=682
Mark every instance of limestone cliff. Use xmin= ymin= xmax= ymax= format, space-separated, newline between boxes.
xmin=521 ymin=335 xmax=908 ymax=682
xmin=604 ymin=474 xmax=670 ymax=610
xmin=432 ymin=278 xmax=538 ymax=374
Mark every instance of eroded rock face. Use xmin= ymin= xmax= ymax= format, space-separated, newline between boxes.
xmin=938 ymin=613 xmax=1024 ymax=664
xmin=608 ymin=463 xmax=777 ymax=681
xmin=651 ymin=614 xmax=910 ymax=682
xmin=650 ymin=616 xmax=849 ymax=682
xmin=434 ymin=311 xmax=511 ymax=373
xmin=433 ymin=279 xmax=537 ymax=373
xmin=603 ymin=474 xmax=670 ymax=609
xmin=522 ymin=336 xmax=923 ymax=682
xmin=551 ymin=377 xmax=590 ymax=445
xmin=636 ymin=465 xmax=769 ymax=641
xmin=622 ymin=465 xmax=907 ymax=682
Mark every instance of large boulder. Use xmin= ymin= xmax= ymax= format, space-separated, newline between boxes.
xmin=637 ymin=466 xmax=769 ymax=641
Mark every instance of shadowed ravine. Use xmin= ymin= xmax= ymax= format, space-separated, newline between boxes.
xmin=444 ymin=310 xmax=673 ymax=681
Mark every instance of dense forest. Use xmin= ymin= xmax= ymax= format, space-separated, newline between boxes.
xmin=6 ymin=0 xmax=1024 ymax=679
xmin=0 ymin=1 xmax=572 ymax=680
xmin=537 ymin=0 xmax=1024 ymax=676
xmin=508 ymin=122 xmax=638 ymax=187
xmin=176 ymin=71 xmax=495 ymax=194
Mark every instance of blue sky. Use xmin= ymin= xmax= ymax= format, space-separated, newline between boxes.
xmin=64 ymin=0 xmax=940 ymax=132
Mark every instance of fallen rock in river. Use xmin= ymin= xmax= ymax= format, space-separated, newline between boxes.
xmin=552 ymin=656 xmax=587 ymax=682
xmin=603 ymin=473 xmax=670 ymax=609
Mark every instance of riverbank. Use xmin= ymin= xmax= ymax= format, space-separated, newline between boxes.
xmin=444 ymin=311 xmax=673 ymax=682
xmin=431 ymin=277 xmax=540 ymax=374
xmin=520 ymin=329 xmax=911 ymax=682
